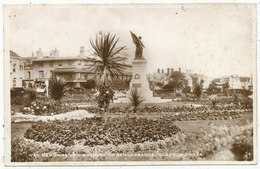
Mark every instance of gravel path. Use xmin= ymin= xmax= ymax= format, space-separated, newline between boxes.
xmin=11 ymin=110 xmax=95 ymax=123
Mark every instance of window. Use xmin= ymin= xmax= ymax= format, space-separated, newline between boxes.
xmin=68 ymin=73 xmax=73 ymax=79
xmin=50 ymin=62 xmax=53 ymax=67
xmin=68 ymin=61 xmax=73 ymax=66
xmin=58 ymin=62 xmax=62 ymax=66
xmin=19 ymin=65 xmax=23 ymax=71
xmin=13 ymin=78 xmax=16 ymax=87
xmin=27 ymin=71 xmax=31 ymax=79
xmin=13 ymin=64 xmax=16 ymax=72
xmin=78 ymin=61 xmax=81 ymax=65
xmin=39 ymin=71 xmax=44 ymax=78
xmin=39 ymin=62 xmax=43 ymax=67
xmin=28 ymin=82 xmax=32 ymax=87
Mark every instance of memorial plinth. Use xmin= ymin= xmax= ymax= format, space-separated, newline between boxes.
xmin=114 ymin=57 xmax=171 ymax=103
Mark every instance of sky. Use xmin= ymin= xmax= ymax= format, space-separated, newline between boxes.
xmin=4 ymin=4 xmax=256 ymax=78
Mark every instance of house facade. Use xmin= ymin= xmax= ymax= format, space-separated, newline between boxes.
xmin=10 ymin=50 xmax=24 ymax=88
xmin=20 ymin=47 xmax=132 ymax=91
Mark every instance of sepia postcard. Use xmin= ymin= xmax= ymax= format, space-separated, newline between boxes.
xmin=3 ymin=3 xmax=257 ymax=166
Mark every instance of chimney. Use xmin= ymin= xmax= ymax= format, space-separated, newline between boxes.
xmin=167 ymin=68 xmax=170 ymax=75
xmin=80 ymin=46 xmax=85 ymax=57
xmin=179 ymin=67 xmax=181 ymax=72
xmin=157 ymin=68 xmax=160 ymax=74
xmin=36 ymin=48 xmax=43 ymax=58
xmin=54 ymin=48 xmax=59 ymax=57
xmin=50 ymin=48 xmax=59 ymax=57
xmin=50 ymin=49 xmax=54 ymax=57
xmin=171 ymin=68 xmax=174 ymax=74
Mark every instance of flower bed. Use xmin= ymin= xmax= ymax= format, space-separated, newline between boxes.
xmin=24 ymin=117 xmax=181 ymax=147
xmin=12 ymin=123 xmax=253 ymax=162
xmin=82 ymin=105 xmax=251 ymax=114
xmin=81 ymin=105 xmax=249 ymax=121
xmin=12 ymin=132 xmax=186 ymax=162
xmin=22 ymin=99 xmax=76 ymax=116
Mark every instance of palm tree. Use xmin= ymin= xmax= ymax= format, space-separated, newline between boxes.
xmin=49 ymin=76 xmax=66 ymax=101
xmin=128 ymin=88 xmax=145 ymax=115
xmin=209 ymin=96 xmax=219 ymax=108
xmin=88 ymin=32 xmax=131 ymax=120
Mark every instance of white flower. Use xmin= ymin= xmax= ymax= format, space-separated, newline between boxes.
xmin=36 ymin=107 xmax=39 ymax=109
xmin=28 ymin=107 xmax=31 ymax=110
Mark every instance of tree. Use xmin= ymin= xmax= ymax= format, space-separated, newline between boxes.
xmin=88 ymin=32 xmax=131 ymax=121
xmin=128 ymin=88 xmax=145 ymax=115
xmin=163 ymin=80 xmax=181 ymax=91
xmin=49 ymin=76 xmax=66 ymax=101
xmin=193 ymin=84 xmax=202 ymax=98
xmin=170 ymin=71 xmax=186 ymax=81
xmin=164 ymin=71 xmax=187 ymax=92
xmin=207 ymin=83 xmax=214 ymax=94
xmin=191 ymin=75 xmax=199 ymax=88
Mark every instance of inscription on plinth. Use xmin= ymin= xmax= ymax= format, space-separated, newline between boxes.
xmin=132 ymin=83 xmax=141 ymax=88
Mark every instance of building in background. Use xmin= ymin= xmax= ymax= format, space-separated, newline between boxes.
xmin=22 ymin=53 xmax=36 ymax=88
xmin=228 ymin=75 xmax=253 ymax=90
xmin=149 ymin=67 xmax=211 ymax=92
xmin=10 ymin=50 xmax=24 ymax=88
xmin=12 ymin=47 xmax=132 ymax=92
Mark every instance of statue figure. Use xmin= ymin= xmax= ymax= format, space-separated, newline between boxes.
xmin=130 ymin=31 xmax=145 ymax=58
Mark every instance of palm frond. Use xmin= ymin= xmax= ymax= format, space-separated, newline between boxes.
xmin=128 ymin=88 xmax=145 ymax=113
xmin=49 ymin=76 xmax=66 ymax=100
xmin=88 ymin=32 xmax=130 ymax=85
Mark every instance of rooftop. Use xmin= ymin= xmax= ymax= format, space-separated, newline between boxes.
xmin=32 ymin=56 xmax=89 ymax=62
xmin=10 ymin=50 xmax=22 ymax=60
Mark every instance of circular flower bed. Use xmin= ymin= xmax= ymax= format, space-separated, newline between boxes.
xmin=24 ymin=117 xmax=181 ymax=147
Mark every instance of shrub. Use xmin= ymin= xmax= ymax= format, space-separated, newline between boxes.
xmin=230 ymin=127 xmax=253 ymax=161
xmin=208 ymin=96 xmax=219 ymax=107
xmin=49 ymin=77 xmax=66 ymax=101
xmin=96 ymin=85 xmax=114 ymax=117
xmin=11 ymin=137 xmax=34 ymax=162
xmin=83 ymin=79 xmax=96 ymax=90
xmin=25 ymin=88 xmax=37 ymax=103
xmin=22 ymin=98 xmax=75 ymax=116
xmin=11 ymin=88 xmax=25 ymax=97
xmin=128 ymin=88 xmax=145 ymax=113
